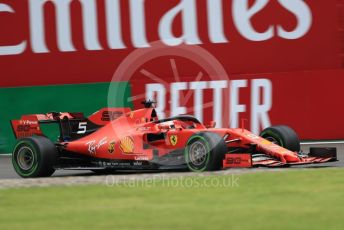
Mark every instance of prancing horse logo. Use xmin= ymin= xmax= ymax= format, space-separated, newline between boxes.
xmin=170 ymin=135 xmax=178 ymax=146
xmin=108 ymin=141 xmax=115 ymax=154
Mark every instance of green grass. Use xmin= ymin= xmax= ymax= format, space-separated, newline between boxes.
xmin=0 ymin=169 xmax=343 ymax=230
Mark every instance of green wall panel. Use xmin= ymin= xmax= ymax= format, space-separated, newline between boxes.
xmin=0 ymin=82 xmax=132 ymax=153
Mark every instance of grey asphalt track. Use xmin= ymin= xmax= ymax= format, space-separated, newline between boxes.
xmin=0 ymin=142 xmax=343 ymax=179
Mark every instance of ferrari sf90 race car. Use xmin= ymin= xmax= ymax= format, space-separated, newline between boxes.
xmin=10 ymin=101 xmax=337 ymax=178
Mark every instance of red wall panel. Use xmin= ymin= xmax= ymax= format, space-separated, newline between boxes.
xmin=0 ymin=0 xmax=343 ymax=140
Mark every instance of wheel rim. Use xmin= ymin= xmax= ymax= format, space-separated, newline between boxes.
xmin=189 ymin=141 xmax=208 ymax=166
xmin=17 ymin=147 xmax=35 ymax=170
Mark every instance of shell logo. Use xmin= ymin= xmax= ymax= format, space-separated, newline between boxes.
xmin=261 ymin=140 xmax=272 ymax=145
xmin=120 ymin=136 xmax=134 ymax=154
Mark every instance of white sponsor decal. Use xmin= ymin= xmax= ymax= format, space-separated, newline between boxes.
xmin=247 ymin=134 xmax=260 ymax=140
xmin=86 ymin=137 xmax=108 ymax=155
xmin=77 ymin=122 xmax=87 ymax=134
xmin=0 ymin=0 xmax=312 ymax=55
xmin=146 ymin=79 xmax=272 ymax=134
xmin=133 ymin=161 xmax=143 ymax=166
xmin=20 ymin=120 xmax=38 ymax=125
xmin=137 ymin=127 xmax=151 ymax=132
xmin=134 ymin=156 xmax=149 ymax=161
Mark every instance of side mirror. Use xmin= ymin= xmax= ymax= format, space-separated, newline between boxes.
xmin=206 ymin=121 xmax=216 ymax=128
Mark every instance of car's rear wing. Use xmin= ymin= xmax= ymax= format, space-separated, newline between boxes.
xmin=11 ymin=107 xmax=131 ymax=140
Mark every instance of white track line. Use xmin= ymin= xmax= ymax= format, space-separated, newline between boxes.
xmin=301 ymin=141 xmax=344 ymax=145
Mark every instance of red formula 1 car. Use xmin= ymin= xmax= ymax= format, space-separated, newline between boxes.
xmin=10 ymin=101 xmax=337 ymax=178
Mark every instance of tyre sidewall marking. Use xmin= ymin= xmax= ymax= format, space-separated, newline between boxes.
xmin=12 ymin=140 xmax=40 ymax=177
xmin=185 ymin=135 xmax=211 ymax=172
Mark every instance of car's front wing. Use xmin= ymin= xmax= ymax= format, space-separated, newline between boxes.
xmin=223 ymin=148 xmax=338 ymax=169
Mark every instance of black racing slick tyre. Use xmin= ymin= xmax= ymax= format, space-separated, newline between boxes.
xmin=260 ymin=125 xmax=300 ymax=152
xmin=12 ymin=136 xmax=57 ymax=178
xmin=309 ymin=147 xmax=337 ymax=159
xmin=185 ymin=132 xmax=227 ymax=172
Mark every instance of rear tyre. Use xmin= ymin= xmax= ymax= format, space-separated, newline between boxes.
xmin=12 ymin=136 xmax=57 ymax=178
xmin=185 ymin=132 xmax=227 ymax=172
xmin=260 ymin=125 xmax=300 ymax=152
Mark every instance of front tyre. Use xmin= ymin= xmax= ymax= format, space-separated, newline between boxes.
xmin=260 ymin=125 xmax=300 ymax=152
xmin=12 ymin=136 xmax=57 ymax=178
xmin=185 ymin=132 xmax=227 ymax=172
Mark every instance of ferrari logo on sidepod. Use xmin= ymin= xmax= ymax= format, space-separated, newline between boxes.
xmin=120 ymin=136 xmax=134 ymax=153
xmin=170 ymin=135 xmax=178 ymax=146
